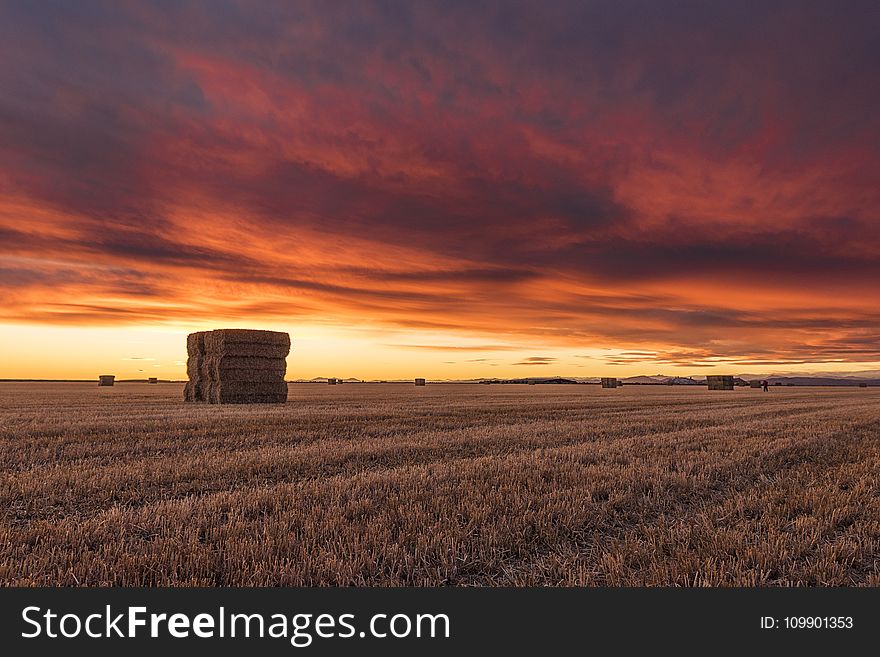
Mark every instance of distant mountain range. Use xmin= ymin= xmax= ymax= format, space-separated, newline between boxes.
xmin=615 ymin=374 xmax=878 ymax=386
xmin=743 ymin=376 xmax=878 ymax=387
xmin=299 ymin=377 xmax=364 ymax=383
xmin=433 ymin=374 xmax=879 ymax=386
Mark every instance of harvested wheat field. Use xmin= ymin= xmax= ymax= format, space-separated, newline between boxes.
xmin=1 ymin=382 xmax=879 ymax=587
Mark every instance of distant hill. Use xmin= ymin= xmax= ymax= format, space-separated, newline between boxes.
xmin=481 ymin=377 xmax=581 ymax=385
xmin=620 ymin=375 xmax=700 ymax=385
xmin=739 ymin=369 xmax=880 ymax=380
xmin=764 ymin=376 xmax=878 ymax=387
xmin=299 ymin=377 xmax=364 ymax=383
xmin=618 ymin=374 xmax=877 ymax=387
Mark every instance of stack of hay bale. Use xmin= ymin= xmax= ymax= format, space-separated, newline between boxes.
xmin=98 ymin=375 xmax=115 ymax=387
xmin=706 ymin=375 xmax=734 ymax=390
xmin=415 ymin=378 xmax=426 ymax=386
xmin=185 ymin=329 xmax=290 ymax=404
xmin=749 ymin=380 xmax=762 ymax=389
xmin=148 ymin=377 xmax=158 ymax=384
xmin=328 ymin=378 xmax=337 ymax=385
xmin=601 ymin=377 xmax=618 ymax=389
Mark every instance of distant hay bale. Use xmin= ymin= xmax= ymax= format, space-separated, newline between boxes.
xmin=98 ymin=375 xmax=115 ymax=387
xmin=148 ymin=377 xmax=158 ymax=384
xmin=184 ymin=329 xmax=290 ymax=404
xmin=750 ymin=380 xmax=762 ymax=388
xmin=859 ymin=382 xmax=868 ymax=388
xmin=415 ymin=378 xmax=426 ymax=386
xmin=328 ymin=378 xmax=337 ymax=385
xmin=707 ymin=375 xmax=734 ymax=390
xmin=601 ymin=377 xmax=618 ymax=389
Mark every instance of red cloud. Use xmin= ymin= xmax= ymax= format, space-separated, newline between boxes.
xmin=1 ymin=1 xmax=878 ymax=368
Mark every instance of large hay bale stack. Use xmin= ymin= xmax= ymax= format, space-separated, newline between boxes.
xmin=707 ymin=375 xmax=734 ymax=390
xmin=859 ymin=382 xmax=868 ymax=388
xmin=148 ymin=377 xmax=158 ymax=384
xmin=749 ymin=380 xmax=762 ymax=388
xmin=328 ymin=378 xmax=337 ymax=385
xmin=415 ymin=378 xmax=426 ymax=386
xmin=184 ymin=329 xmax=290 ymax=404
xmin=98 ymin=375 xmax=115 ymax=387
xmin=601 ymin=377 xmax=618 ymax=389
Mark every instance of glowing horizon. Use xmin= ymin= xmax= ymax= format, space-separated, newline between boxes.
xmin=1 ymin=2 xmax=879 ymax=379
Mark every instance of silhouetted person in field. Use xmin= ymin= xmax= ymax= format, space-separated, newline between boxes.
xmin=762 ymin=380 xmax=770 ymax=392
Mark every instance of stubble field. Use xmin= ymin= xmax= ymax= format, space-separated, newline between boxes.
xmin=1 ymin=382 xmax=878 ymax=586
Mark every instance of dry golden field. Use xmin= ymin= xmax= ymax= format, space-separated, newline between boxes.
xmin=1 ymin=382 xmax=878 ymax=586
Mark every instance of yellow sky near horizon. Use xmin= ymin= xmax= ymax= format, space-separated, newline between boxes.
xmin=2 ymin=2 xmax=880 ymax=384
xmin=2 ymin=323 xmax=878 ymax=381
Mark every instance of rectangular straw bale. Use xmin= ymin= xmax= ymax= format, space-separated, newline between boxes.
xmin=199 ymin=359 xmax=213 ymax=382
xmin=203 ymin=342 xmax=290 ymax=358
xmin=601 ymin=377 xmax=618 ymax=388
xmin=205 ymin=329 xmax=290 ymax=351
xmin=209 ymin=392 xmax=289 ymax=404
xmin=186 ymin=356 xmax=204 ymax=379
xmin=707 ymin=375 xmax=734 ymax=390
xmin=185 ymin=329 xmax=290 ymax=403
xmin=202 ymin=367 xmax=287 ymax=383
xmin=186 ymin=331 xmax=209 ymax=357
xmin=200 ymin=355 xmax=288 ymax=372
xmin=205 ymin=383 xmax=288 ymax=404
xmin=184 ymin=380 xmax=204 ymax=402
xmin=205 ymin=381 xmax=288 ymax=397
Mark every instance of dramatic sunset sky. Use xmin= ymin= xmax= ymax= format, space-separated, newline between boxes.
xmin=1 ymin=1 xmax=879 ymax=380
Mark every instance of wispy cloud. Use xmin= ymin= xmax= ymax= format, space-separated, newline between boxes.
xmin=385 ymin=344 xmax=521 ymax=352
xmin=513 ymin=357 xmax=557 ymax=366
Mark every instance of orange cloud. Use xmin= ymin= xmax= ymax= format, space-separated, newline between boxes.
xmin=1 ymin=1 xmax=879 ymax=376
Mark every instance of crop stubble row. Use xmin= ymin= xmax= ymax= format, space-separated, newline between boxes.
xmin=0 ymin=383 xmax=877 ymax=586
